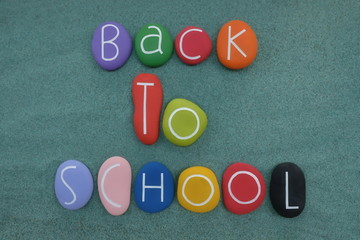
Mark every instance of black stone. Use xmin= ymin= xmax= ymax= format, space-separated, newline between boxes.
xmin=270 ymin=162 xmax=306 ymax=218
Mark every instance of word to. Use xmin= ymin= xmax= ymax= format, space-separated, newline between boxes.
xmin=133 ymin=73 xmax=207 ymax=146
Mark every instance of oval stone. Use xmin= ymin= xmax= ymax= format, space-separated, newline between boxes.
xmin=132 ymin=73 xmax=163 ymax=145
xmin=91 ymin=21 xmax=132 ymax=70
xmin=55 ymin=160 xmax=93 ymax=210
xmin=217 ymin=20 xmax=258 ymax=70
xmin=98 ymin=156 xmax=132 ymax=216
xmin=175 ymin=26 xmax=212 ymax=65
xmin=270 ymin=162 xmax=306 ymax=218
xmin=162 ymin=98 xmax=207 ymax=147
xmin=177 ymin=166 xmax=220 ymax=213
xmin=134 ymin=162 xmax=174 ymax=213
xmin=135 ymin=23 xmax=173 ymax=67
xmin=222 ymin=163 xmax=266 ymax=215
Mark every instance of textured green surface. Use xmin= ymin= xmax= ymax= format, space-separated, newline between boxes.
xmin=1 ymin=0 xmax=359 ymax=239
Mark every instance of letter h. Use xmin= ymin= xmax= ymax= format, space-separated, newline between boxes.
xmin=142 ymin=173 xmax=164 ymax=202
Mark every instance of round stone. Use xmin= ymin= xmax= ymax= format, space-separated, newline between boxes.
xmin=270 ymin=162 xmax=306 ymax=218
xmin=135 ymin=23 xmax=173 ymax=67
xmin=217 ymin=20 xmax=258 ymax=70
xmin=177 ymin=166 xmax=220 ymax=213
xmin=175 ymin=26 xmax=212 ymax=65
xmin=54 ymin=160 xmax=93 ymax=210
xmin=222 ymin=163 xmax=266 ymax=215
xmin=91 ymin=21 xmax=132 ymax=70
xmin=162 ymin=98 xmax=207 ymax=147
xmin=134 ymin=162 xmax=175 ymax=213
xmin=98 ymin=156 xmax=132 ymax=216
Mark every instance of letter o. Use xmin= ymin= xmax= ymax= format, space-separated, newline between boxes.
xmin=228 ymin=171 xmax=261 ymax=205
xmin=168 ymin=107 xmax=200 ymax=140
xmin=182 ymin=174 xmax=214 ymax=206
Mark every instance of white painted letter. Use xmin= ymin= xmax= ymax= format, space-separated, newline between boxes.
xmin=142 ymin=173 xmax=164 ymax=202
xmin=101 ymin=163 xmax=122 ymax=208
xmin=182 ymin=174 xmax=214 ymax=206
xmin=285 ymin=171 xmax=299 ymax=209
xmin=136 ymin=82 xmax=155 ymax=135
xmin=61 ymin=166 xmax=77 ymax=205
xmin=140 ymin=26 xmax=163 ymax=55
xmin=168 ymin=107 xmax=200 ymax=140
xmin=101 ymin=24 xmax=120 ymax=61
xmin=227 ymin=26 xmax=247 ymax=60
xmin=227 ymin=171 xmax=261 ymax=205
xmin=179 ymin=28 xmax=202 ymax=60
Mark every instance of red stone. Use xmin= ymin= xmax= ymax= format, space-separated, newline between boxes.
xmin=222 ymin=163 xmax=266 ymax=215
xmin=175 ymin=26 xmax=212 ymax=65
xmin=132 ymin=73 xmax=163 ymax=145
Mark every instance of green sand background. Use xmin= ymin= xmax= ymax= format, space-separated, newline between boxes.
xmin=1 ymin=0 xmax=359 ymax=239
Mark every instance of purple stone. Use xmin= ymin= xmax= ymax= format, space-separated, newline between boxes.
xmin=55 ymin=160 xmax=93 ymax=210
xmin=91 ymin=22 xmax=132 ymax=70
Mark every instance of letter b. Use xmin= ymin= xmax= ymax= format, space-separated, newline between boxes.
xmin=91 ymin=21 xmax=132 ymax=70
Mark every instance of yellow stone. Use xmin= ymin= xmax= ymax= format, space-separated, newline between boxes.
xmin=162 ymin=98 xmax=208 ymax=147
xmin=177 ymin=166 xmax=220 ymax=213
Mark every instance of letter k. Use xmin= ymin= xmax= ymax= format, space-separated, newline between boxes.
xmin=227 ymin=26 xmax=247 ymax=60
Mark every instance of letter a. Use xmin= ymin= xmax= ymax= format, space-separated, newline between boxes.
xmin=141 ymin=26 xmax=163 ymax=55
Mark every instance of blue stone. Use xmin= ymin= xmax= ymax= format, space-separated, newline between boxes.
xmin=134 ymin=162 xmax=174 ymax=213
xmin=55 ymin=160 xmax=93 ymax=210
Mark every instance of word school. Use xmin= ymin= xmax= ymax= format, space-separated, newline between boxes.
xmin=91 ymin=20 xmax=258 ymax=70
xmin=55 ymin=158 xmax=306 ymax=218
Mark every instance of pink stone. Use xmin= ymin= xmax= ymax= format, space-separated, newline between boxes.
xmin=98 ymin=156 xmax=132 ymax=215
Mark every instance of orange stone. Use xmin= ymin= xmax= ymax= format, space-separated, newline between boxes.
xmin=217 ymin=20 xmax=258 ymax=70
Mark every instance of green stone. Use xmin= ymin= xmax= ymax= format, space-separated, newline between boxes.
xmin=162 ymin=98 xmax=207 ymax=147
xmin=135 ymin=23 xmax=173 ymax=67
